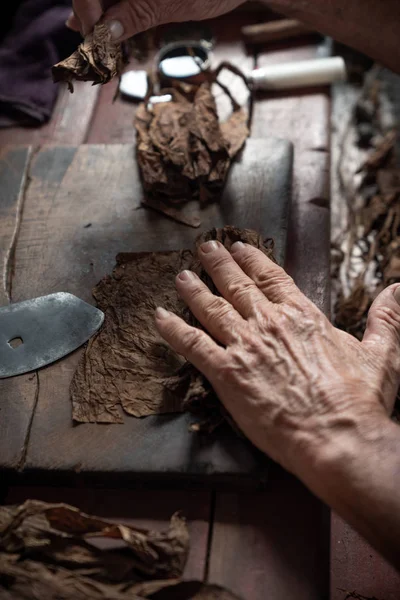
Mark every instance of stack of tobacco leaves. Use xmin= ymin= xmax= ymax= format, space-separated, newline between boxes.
xmin=135 ymin=66 xmax=250 ymax=228
xmin=52 ymin=23 xmax=125 ymax=92
xmin=332 ymin=76 xmax=400 ymax=417
xmin=0 ymin=500 xmax=242 ymax=599
xmin=71 ymin=226 xmax=275 ymax=432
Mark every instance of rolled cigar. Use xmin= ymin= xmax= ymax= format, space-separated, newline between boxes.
xmin=242 ymin=18 xmax=315 ymax=44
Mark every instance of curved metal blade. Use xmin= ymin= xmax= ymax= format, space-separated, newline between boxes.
xmin=0 ymin=293 xmax=104 ymax=379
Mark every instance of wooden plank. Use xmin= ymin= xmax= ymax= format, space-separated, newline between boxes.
xmin=4 ymin=486 xmax=211 ymax=580
xmin=209 ymin=40 xmax=331 ymax=599
xmin=209 ymin=471 xmax=329 ymax=600
xmin=87 ymin=56 xmax=151 ymax=144
xmin=3 ymin=139 xmax=292 ymax=484
xmin=0 ymin=82 xmax=100 ymax=146
xmin=0 ymin=146 xmax=38 ymax=470
xmin=252 ymin=46 xmax=330 ymax=313
xmin=330 ymin=514 xmax=400 ymax=600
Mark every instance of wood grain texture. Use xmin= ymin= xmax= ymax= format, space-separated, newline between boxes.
xmin=209 ymin=470 xmax=329 ymax=600
xmin=0 ymin=146 xmax=39 ymax=470
xmin=87 ymin=56 xmax=150 ymax=144
xmin=3 ymin=139 xmax=292 ymax=484
xmin=0 ymin=82 xmax=100 ymax=146
xmin=5 ymin=486 xmax=211 ymax=580
xmin=330 ymin=514 xmax=400 ymax=600
xmin=208 ymin=40 xmax=331 ymax=600
xmin=252 ymin=45 xmax=330 ymax=314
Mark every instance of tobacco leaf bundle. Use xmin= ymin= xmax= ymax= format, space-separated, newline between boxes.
xmin=334 ymin=130 xmax=400 ymax=335
xmin=52 ymin=23 xmax=124 ymax=92
xmin=71 ymin=226 xmax=274 ymax=432
xmin=135 ymin=72 xmax=250 ymax=227
xmin=0 ymin=500 xmax=243 ymax=600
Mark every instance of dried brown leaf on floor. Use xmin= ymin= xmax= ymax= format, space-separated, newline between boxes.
xmin=0 ymin=501 xmax=188 ymax=581
xmin=0 ymin=501 xmax=244 ymax=600
xmin=52 ymin=23 xmax=124 ymax=92
xmin=71 ymin=227 xmax=274 ymax=432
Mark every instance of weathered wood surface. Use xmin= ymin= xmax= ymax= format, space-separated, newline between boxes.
xmin=0 ymin=146 xmax=39 ymax=470
xmin=252 ymin=43 xmax=331 ymax=313
xmin=207 ymin=40 xmax=331 ymax=600
xmin=0 ymin=139 xmax=292 ymax=484
xmin=0 ymin=82 xmax=100 ymax=146
xmin=209 ymin=470 xmax=329 ymax=600
xmin=330 ymin=514 xmax=400 ymax=600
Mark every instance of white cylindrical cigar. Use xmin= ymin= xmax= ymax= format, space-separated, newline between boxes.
xmin=250 ymin=57 xmax=347 ymax=91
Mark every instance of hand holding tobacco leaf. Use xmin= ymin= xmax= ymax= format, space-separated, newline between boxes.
xmin=52 ymin=23 xmax=124 ymax=91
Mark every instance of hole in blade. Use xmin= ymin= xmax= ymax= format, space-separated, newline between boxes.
xmin=8 ymin=337 xmax=23 ymax=349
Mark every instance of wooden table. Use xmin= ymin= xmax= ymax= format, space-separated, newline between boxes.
xmin=1 ymin=9 xmax=399 ymax=599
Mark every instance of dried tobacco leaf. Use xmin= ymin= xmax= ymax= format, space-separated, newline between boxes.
xmin=0 ymin=501 xmax=244 ymax=600
xmin=71 ymin=250 xmax=193 ymax=423
xmin=71 ymin=227 xmax=274 ymax=431
xmin=135 ymin=68 xmax=250 ymax=226
xmin=52 ymin=23 xmax=124 ymax=92
xmin=332 ymin=76 xmax=400 ymax=417
xmin=0 ymin=501 xmax=188 ymax=580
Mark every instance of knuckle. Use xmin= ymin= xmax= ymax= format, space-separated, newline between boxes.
xmin=255 ymin=267 xmax=294 ymax=291
xmin=182 ymin=328 xmax=206 ymax=355
xmin=187 ymin=285 xmax=209 ymax=304
xmin=209 ymin=252 xmax=232 ymax=273
xmin=203 ymin=296 xmax=231 ymax=320
xmin=226 ymin=277 xmax=255 ymax=303
xmin=370 ymin=305 xmax=400 ymax=341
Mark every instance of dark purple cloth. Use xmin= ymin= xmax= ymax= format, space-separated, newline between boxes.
xmin=0 ymin=0 xmax=80 ymax=127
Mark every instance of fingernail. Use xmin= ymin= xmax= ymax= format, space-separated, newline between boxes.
xmin=107 ymin=19 xmax=124 ymax=40
xmin=178 ymin=270 xmax=195 ymax=282
xmin=200 ymin=241 xmax=219 ymax=253
xmin=65 ymin=14 xmax=75 ymax=29
xmin=155 ymin=307 xmax=171 ymax=320
xmin=394 ymin=287 xmax=400 ymax=305
xmin=231 ymin=241 xmax=245 ymax=253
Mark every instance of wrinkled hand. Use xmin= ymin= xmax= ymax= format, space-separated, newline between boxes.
xmin=68 ymin=0 xmax=245 ymax=39
xmin=155 ymin=240 xmax=400 ymax=478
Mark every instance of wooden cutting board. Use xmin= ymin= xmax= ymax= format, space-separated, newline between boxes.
xmin=0 ymin=139 xmax=292 ymax=487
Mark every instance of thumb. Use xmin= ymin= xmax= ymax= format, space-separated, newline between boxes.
xmin=362 ymin=284 xmax=400 ymax=411
xmin=103 ymin=0 xmax=171 ymax=41
xmin=363 ymin=284 xmax=400 ymax=348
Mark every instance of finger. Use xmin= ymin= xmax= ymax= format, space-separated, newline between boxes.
xmin=363 ymin=285 xmax=400 ymax=350
xmin=198 ymin=241 xmax=270 ymax=319
xmin=175 ymin=270 xmax=247 ymax=346
xmin=155 ymin=307 xmax=226 ymax=380
xmin=103 ymin=0 xmax=172 ymax=41
xmin=362 ymin=284 xmax=400 ymax=410
xmin=73 ymin=0 xmax=103 ymax=35
xmin=230 ymin=242 xmax=304 ymax=304
xmin=66 ymin=12 xmax=81 ymax=32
